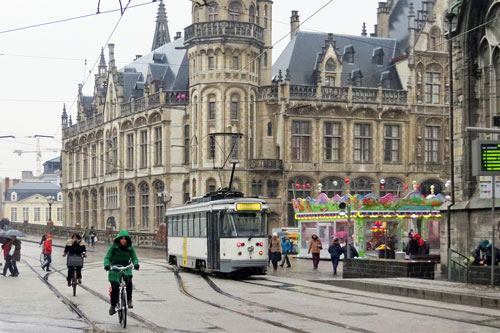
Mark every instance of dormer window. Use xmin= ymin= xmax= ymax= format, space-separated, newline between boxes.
xmin=380 ymin=71 xmax=391 ymax=88
xmin=229 ymin=1 xmax=241 ymax=21
xmin=344 ymin=45 xmax=355 ymax=64
xmin=57 ymin=192 xmax=63 ymax=201
xmin=10 ymin=192 xmax=17 ymax=201
xmin=373 ymin=48 xmax=384 ymax=66
xmin=207 ymin=2 xmax=219 ymax=21
xmin=325 ymin=58 xmax=336 ymax=72
xmin=351 ymin=69 xmax=363 ymax=87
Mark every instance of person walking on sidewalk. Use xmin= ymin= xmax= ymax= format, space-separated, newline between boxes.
xmin=308 ymin=234 xmax=323 ymax=269
xmin=269 ymin=233 xmax=282 ymax=271
xmin=2 ymin=238 xmax=14 ymax=276
xmin=328 ymin=238 xmax=342 ymax=275
xmin=42 ymin=234 xmax=53 ymax=272
xmin=90 ymin=226 xmax=96 ymax=247
xmin=9 ymin=236 xmax=21 ymax=276
xmin=280 ymin=235 xmax=292 ymax=268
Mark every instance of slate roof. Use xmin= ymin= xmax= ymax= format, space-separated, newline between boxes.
xmin=5 ymin=182 xmax=61 ymax=201
xmin=273 ymin=31 xmax=403 ymax=89
xmin=121 ymin=37 xmax=189 ymax=102
xmin=388 ymin=0 xmax=424 ymax=50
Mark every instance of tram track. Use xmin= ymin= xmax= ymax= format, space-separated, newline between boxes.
xmin=23 ymin=259 xmax=103 ymax=332
xmin=242 ymin=278 xmax=500 ymax=330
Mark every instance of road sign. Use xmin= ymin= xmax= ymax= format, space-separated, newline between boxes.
xmin=472 ymin=140 xmax=500 ymax=176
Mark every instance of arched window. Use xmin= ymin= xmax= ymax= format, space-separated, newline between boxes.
xmin=252 ymin=180 xmax=263 ymax=196
xmin=126 ymin=184 xmax=135 ymax=229
xmin=207 ymin=2 xmax=219 ymax=21
xmin=419 ymin=179 xmax=443 ymax=196
xmin=231 ymin=94 xmax=239 ymax=120
xmin=326 ymin=58 xmax=336 ymax=72
xmin=267 ymin=179 xmax=279 ymax=197
xmin=267 ymin=122 xmax=272 ymax=136
xmin=264 ymin=5 xmax=268 ymax=28
xmin=68 ymin=193 xmax=74 ymax=226
xmin=288 ymin=177 xmax=313 ymax=200
xmin=351 ymin=177 xmax=373 ymax=196
xmin=83 ymin=190 xmax=89 ymax=228
xmin=75 ymin=192 xmax=81 ymax=225
xmin=379 ymin=177 xmax=403 ymax=197
xmin=429 ymin=26 xmax=442 ymax=51
xmin=249 ymin=5 xmax=255 ymax=23
xmin=320 ymin=177 xmax=344 ymax=197
xmin=91 ymin=189 xmax=98 ymax=227
xmin=229 ymin=1 xmax=241 ymax=21
xmin=99 ymin=187 xmax=104 ymax=229
xmin=480 ymin=42 xmax=491 ymax=126
xmin=139 ymin=182 xmax=149 ymax=229
xmin=153 ymin=180 xmax=165 ymax=228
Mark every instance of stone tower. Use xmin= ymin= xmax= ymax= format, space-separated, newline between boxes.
xmin=184 ymin=0 xmax=273 ymax=196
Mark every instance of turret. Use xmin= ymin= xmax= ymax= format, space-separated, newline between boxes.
xmin=291 ymin=10 xmax=300 ymax=39
xmin=98 ymin=47 xmax=107 ymax=77
xmin=61 ymin=104 xmax=68 ymax=128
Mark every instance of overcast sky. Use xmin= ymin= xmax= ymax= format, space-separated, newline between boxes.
xmin=0 ymin=0 xmax=378 ymax=179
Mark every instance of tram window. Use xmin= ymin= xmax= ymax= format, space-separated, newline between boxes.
xmin=167 ymin=217 xmax=172 ymax=236
xmin=182 ymin=215 xmax=187 ymax=236
xmin=194 ymin=213 xmax=200 ymax=236
xmin=200 ymin=214 xmax=207 ymax=237
xmin=188 ymin=214 xmax=194 ymax=237
xmin=172 ymin=216 xmax=177 ymax=236
xmin=222 ymin=213 xmax=237 ymax=237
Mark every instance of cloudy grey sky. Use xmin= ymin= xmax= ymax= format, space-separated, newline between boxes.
xmin=0 ymin=0 xmax=378 ymax=179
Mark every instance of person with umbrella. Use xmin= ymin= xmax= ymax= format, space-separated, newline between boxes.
xmin=2 ymin=236 xmax=14 ymax=276
xmin=9 ymin=236 xmax=21 ymax=276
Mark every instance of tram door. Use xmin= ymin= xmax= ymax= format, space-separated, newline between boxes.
xmin=207 ymin=211 xmax=220 ymax=270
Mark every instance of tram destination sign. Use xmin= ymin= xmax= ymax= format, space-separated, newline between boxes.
xmin=472 ymin=140 xmax=500 ymax=176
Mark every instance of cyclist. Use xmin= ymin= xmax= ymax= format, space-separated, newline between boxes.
xmin=62 ymin=233 xmax=87 ymax=286
xmin=104 ymin=230 xmax=139 ymax=315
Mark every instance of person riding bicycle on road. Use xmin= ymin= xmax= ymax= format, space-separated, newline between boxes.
xmin=62 ymin=233 xmax=87 ymax=286
xmin=104 ymin=230 xmax=139 ymax=316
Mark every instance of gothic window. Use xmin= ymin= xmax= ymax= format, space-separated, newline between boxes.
xmin=232 ymin=56 xmax=239 ymax=70
xmin=83 ymin=147 xmax=88 ymax=179
xmin=91 ymin=189 xmax=97 ymax=227
xmin=291 ymin=121 xmax=310 ymax=161
xmin=429 ymin=26 xmax=442 ymax=51
xmin=343 ymin=45 xmax=355 ymax=64
xmin=229 ymin=1 xmax=241 ymax=21
xmin=267 ymin=179 xmax=279 ymax=197
xmin=425 ymin=126 xmax=440 ymax=163
xmin=249 ymin=5 xmax=255 ymax=23
xmin=91 ymin=144 xmax=97 ymax=177
xmin=230 ymin=135 xmax=238 ymax=160
xmin=208 ymin=56 xmax=215 ymax=70
xmin=264 ymin=5 xmax=268 ymax=28
xmin=126 ymin=134 xmax=134 ymax=170
xmin=379 ymin=177 xmax=404 ymax=197
xmin=209 ymin=135 xmax=216 ymax=160
xmin=324 ymin=122 xmax=341 ymax=162
xmin=153 ymin=180 xmax=165 ymax=228
xmin=325 ymin=58 xmax=336 ymax=72
xmin=320 ymin=177 xmax=344 ymax=197
xmin=140 ymin=130 xmax=148 ymax=168
xmin=288 ymin=177 xmax=312 ymax=200
xmin=480 ymin=43 xmax=491 ymax=125
xmin=354 ymin=123 xmax=371 ymax=162
xmin=252 ymin=180 xmax=263 ymax=196
xmin=419 ymin=179 xmax=443 ymax=196
xmin=383 ymin=124 xmax=400 ymax=163
xmin=140 ymin=182 xmax=149 ymax=229
xmin=425 ymin=64 xmax=442 ymax=104
xmin=207 ymin=2 xmax=219 ymax=21
xmin=208 ymin=97 xmax=216 ymax=120
xmin=372 ymin=47 xmax=384 ymax=65
xmin=75 ymin=192 xmax=81 ymax=224
xmin=126 ymin=184 xmax=135 ymax=229
xmin=154 ymin=127 xmax=162 ymax=166
xmin=68 ymin=193 xmax=74 ymax=225
xmin=184 ymin=125 xmax=190 ymax=164
xmin=351 ymin=177 xmax=373 ymax=196
xmin=267 ymin=122 xmax=272 ymax=136
xmin=75 ymin=149 xmax=81 ymax=179
xmin=231 ymin=94 xmax=239 ymax=120
xmin=83 ymin=191 xmax=89 ymax=226
xmin=111 ymin=134 xmax=118 ymax=172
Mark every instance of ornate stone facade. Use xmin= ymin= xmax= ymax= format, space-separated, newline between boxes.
xmin=61 ymin=0 xmax=450 ymax=232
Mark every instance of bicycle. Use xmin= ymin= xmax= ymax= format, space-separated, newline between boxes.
xmin=39 ymin=249 xmax=45 ymax=268
xmin=66 ymin=254 xmax=85 ymax=296
xmin=110 ymin=264 xmax=134 ymax=328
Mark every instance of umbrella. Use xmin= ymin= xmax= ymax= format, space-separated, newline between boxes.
xmin=0 ymin=235 xmax=12 ymax=243
xmin=5 ymin=230 xmax=26 ymax=238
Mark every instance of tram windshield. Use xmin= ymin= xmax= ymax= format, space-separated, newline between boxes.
xmin=221 ymin=212 xmax=267 ymax=237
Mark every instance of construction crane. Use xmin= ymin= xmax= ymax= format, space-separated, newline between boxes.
xmin=13 ymin=137 xmax=59 ymax=176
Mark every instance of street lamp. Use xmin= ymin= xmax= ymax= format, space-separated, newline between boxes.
xmin=47 ymin=195 xmax=55 ymax=223
xmin=158 ymin=190 xmax=172 ymax=215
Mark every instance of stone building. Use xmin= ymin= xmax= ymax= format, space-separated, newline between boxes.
xmin=61 ymin=0 xmax=450 ymax=232
xmin=445 ymin=0 xmax=500 ymax=261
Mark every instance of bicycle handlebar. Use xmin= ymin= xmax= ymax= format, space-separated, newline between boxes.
xmin=110 ymin=264 xmax=134 ymax=271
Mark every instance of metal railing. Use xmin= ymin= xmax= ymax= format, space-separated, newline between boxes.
xmin=448 ymin=248 xmax=470 ymax=283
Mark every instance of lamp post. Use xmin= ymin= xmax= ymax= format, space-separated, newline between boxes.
xmin=47 ymin=195 xmax=55 ymax=225
xmin=158 ymin=190 xmax=172 ymax=217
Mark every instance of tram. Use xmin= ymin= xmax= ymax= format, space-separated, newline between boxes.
xmin=166 ymin=189 xmax=269 ymax=275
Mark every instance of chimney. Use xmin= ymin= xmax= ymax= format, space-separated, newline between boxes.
xmin=290 ymin=10 xmax=300 ymax=39
xmin=5 ymin=177 xmax=9 ymax=190
xmin=108 ymin=43 xmax=115 ymax=69
xmin=377 ymin=2 xmax=390 ymax=38
xmin=135 ymin=55 xmax=143 ymax=61
xmin=361 ymin=22 xmax=367 ymax=36
xmin=174 ymin=32 xmax=182 ymax=40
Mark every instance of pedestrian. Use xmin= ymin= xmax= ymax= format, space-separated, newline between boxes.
xmin=104 ymin=230 xmax=139 ymax=315
xmin=10 ymin=236 xmax=21 ymax=276
xmin=42 ymin=234 xmax=52 ymax=272
xmin=328 ymin=238 xmax=342 ymax=275
xmin=280 ymin=235 xmax=292 ymax=268
xmin=308 ymin=234 xmax=323 ymax=269
xmin=342 ymin=243 xmax=359 ymax=258
xmin=63 ymin=233 xmax=87 ymax=286
xmin=405 ymin=234 xmax=419 ymax=260
xmin=83 ymin=227 xmax=90 ymax=245
xmin=269 ymin=233 xmax=282 ymax=271
xmin=267 ymin=235 xmax=272 ymax=267
xmin=2 ymin=238 xmax=14 ymax=276
xmin=90 ymin=226 xmax=96 ymax=247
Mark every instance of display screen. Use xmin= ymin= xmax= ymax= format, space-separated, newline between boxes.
xmin=480 ymin=142 xmax=500 ymax=172
xmin=236 ymin=203 xmax=262 ymax=211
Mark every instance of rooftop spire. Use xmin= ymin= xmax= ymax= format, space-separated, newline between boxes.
xmin=361 ymin=22 xmax=367 ymax=36
xmin=151 ymin=0 xmax=171 ymax=51
xmin=98 ymin=47 xmax=107 ymax=75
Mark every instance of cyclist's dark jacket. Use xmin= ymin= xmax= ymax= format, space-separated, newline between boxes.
xmin=64 ymin=239 xmax=86 ymax=256
xmin=104 ymin=230 xmax=139 ymax=282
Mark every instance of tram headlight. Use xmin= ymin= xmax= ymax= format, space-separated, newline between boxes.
xmin=237 ymin=242 xmax=245 ymax=247
xmin=259 ymin=251 xmax=263 ymax=255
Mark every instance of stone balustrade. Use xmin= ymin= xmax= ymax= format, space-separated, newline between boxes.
xmin=248 ymin=159 xmax=283 ymax=171
xmin=185 ymin=21 xmax=264 ymax=44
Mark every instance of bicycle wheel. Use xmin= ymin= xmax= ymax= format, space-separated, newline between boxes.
xmin=40 ymin=252 xmax=45 ymax=267
xmin=72 ymin=270 xmax=77 ymax=297
xmin=121 ymin=287 xmax=127 ymax=328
